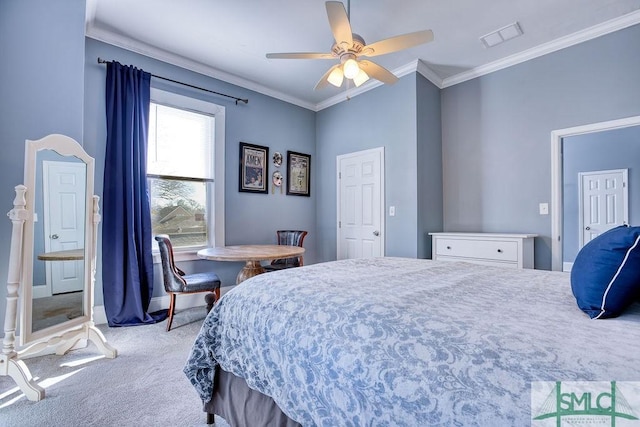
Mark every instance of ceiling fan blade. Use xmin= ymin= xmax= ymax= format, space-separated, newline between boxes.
xmin=358 ymin=60 xmax=398 ymax=85
xmin=314 ymin=64 xmax=341 ymax=90
xmin=326 ymin=1 xmax=353 ymax=47
xmin=266 ymin=52 xmax=335 ymax=59
xmin=362 ymin=30 xmax=434 ymax=57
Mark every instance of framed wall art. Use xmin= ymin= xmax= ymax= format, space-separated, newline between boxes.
xmin=286 ymin=151 xmax=311 ymax=197
xmin=239 ymin=142 xmax=269 ymax=193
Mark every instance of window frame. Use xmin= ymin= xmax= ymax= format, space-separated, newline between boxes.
xmin=149 ymin=88 xmax=225 ymax=262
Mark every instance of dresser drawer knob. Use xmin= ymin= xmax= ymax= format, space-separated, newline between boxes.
xmin=497 ymin=249 xmax=503 ymax=253
xmin=446 ymin=246 xmax=451 ymax=250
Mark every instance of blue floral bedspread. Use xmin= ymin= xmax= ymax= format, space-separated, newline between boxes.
xmin=184 ymin=257 xmax=640 ymax=426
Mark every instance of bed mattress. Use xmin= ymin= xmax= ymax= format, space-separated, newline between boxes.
xmin=184 ymin=257 xmax=640 ymax=426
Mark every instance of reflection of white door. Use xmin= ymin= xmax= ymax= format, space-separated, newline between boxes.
xmin=579 ymin=169 xmax=628 ymax=248
xmin=43 ymin=161 xmax=85 ymax=294
xmin=337 ymin=148 xmax=384 ymax=259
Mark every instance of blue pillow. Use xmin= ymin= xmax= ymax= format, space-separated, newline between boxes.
xmin=571 ymin=225 xmax=640 ymax=319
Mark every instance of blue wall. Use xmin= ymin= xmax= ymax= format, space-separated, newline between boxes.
xmin=0 ymin=0 xmax=86 ymax=333
xmin=563 ymin=125 xmax=640 ymax=262
xmin=0 ymin=1 xmax=317 ymax=333
xmin=315 ymin=75 xmax=443 ymax=261
xmin=417 ymin=74 xmax=444 ymax=258
xmin=84 ymin=39 xmax=317 ymax=304
xmin=441 ymin=23 xmax=640 ymax=269
xmin=2 ymin=1 xmax=640 ymax=334
xmin=315 ymin=79 xmax=416 ymax=261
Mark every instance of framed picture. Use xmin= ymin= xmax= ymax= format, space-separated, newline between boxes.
xmin=239 ymin=142 xmax=269 ymax=193
xmin=286 ymin=151 xmax=311 ymax=197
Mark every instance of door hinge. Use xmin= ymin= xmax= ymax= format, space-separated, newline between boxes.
xmin=339 ymin=221 xmax=341 ymax=228
xmin=338 ymin=172 xmax=341 ymax=179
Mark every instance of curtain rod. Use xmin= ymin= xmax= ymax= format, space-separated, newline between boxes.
xmin=97 ymin=58 xmax=248 ymax=105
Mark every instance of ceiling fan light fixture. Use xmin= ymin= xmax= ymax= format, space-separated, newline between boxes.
xmin=266 ymin=1 xmax=434 ymax=90
xmin=343 ymin=58 xmax=360 ymax=79
xmin=353 ymin=68 xmax=369 ymax=87
xmin=327 ymin=66 xmax=345 ymax=87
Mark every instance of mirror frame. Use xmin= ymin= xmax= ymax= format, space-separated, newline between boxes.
xmin=20 ymin=134 xmax=95 ymax=345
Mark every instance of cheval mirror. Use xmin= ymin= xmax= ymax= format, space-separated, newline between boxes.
xmin=1 ymin=134 xmax=116 ymax=401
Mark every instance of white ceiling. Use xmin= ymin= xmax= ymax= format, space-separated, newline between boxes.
xmin=86 ymin=0 xmax=640 ymax=110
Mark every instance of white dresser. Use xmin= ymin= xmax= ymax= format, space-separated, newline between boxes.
xmin=429 ymin=232 xmax=537 ymax=269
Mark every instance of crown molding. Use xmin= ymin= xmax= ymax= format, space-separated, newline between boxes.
xmin=85 ymin=26 xmax=317 ymax=111
xmin=86 ymin=9 xmax=640 ymax=110
xmin=415 ymin=60 xmax=445 ymax=88
xmin=315 ymin=60 xmax=447 ymax=110
xmin=314 ymin=77 xmax=384 ymax=110
xmin=441 ymin=9 xmax=640 ymax=88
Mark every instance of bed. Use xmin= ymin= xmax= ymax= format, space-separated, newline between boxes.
xmin=184 ymin=257 xmax=640 ymax=426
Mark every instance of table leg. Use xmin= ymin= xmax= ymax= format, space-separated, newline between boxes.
xmin=236 ymin=260 xmax=266 ymax=284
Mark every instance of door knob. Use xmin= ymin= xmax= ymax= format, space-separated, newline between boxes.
xmin=373 ymin=230 xmax=380 ymax=236
xmin=51 ymin=234 xmax=59 ymax=239
xmin=585 ymin=226 xmax=591 ymax=231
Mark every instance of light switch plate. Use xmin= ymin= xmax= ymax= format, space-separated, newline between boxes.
xmin=539 ymin=203 xmax=549 ymax=215
xmin=389 ymin=206 xmax=396 ymax=216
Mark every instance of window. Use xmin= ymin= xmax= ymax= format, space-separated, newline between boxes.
xmin=148 ymin=89 xmax=225 ymax=258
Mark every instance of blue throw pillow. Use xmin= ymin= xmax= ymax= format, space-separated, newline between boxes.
xmin=571 ymin=225 xmax=640 ymax=319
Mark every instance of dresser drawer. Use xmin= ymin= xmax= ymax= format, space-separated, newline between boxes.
xmin=435 ymin=238 xmax=519 ymax=263
xmin=430 ymin=232 xmax=537 ymax=269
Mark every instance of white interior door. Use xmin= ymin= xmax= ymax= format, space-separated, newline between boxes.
xmin=43 ymin=160 xmax=86 ymax=294
xmin=337 ymin=147 xmax=384 ymax=259
xmin=579 ymin=169 xmax=628 ymax=248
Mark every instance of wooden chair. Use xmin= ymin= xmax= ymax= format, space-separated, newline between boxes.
xmin=155 ymin=234 xmax=221 ymax=331
xmin=263 ymin=230 xmax=308 ymax=272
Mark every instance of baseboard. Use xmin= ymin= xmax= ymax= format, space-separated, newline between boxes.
xmin=92 ymin=286 xmax=233 ymax=325
xmin=563 ymin=262 xmax=573 ymax=272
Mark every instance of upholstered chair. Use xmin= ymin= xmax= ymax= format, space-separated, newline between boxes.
xmin=155 ymin=234 xmax=221 ymax=331
xmin=263 ymin=230 xmax=308 ymax=272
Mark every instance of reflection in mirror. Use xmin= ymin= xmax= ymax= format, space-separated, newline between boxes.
xmin=31 ymin=151 xmax=86 ymax=333
xmin=19 ymin=137 xmax=93 ymax=346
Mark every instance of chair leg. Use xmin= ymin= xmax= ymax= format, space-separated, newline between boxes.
xmin=166 ymin=293 xmax=176 ymax=332
xmin=205 ymin=293 xmax=216 ymax=313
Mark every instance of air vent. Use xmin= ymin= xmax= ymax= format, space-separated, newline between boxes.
xmin=480 ymin=22 xmax=523 ymax=48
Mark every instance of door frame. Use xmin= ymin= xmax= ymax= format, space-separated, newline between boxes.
xmin=578 ymin=168 xmax=628 ymax=248
xmin=551 ymin=115 xmax=640 ymax=271
xmin=336 ymin=147 xmax=385 ymax=258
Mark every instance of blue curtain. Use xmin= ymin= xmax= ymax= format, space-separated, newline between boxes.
xmin=102 ymin=61 xmax=166 ymax=326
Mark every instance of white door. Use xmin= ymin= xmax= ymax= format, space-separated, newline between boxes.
xmin=43 ymin=161 xmax=86 ymax=294
xmin=579 ymin=169 xmax=628 ymax=248
xmin=337 ymin=148 xmax=384 ymax=259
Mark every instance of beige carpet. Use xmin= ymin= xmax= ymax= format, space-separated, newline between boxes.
xmin=0 ymin=307 xmax=229 ymax=427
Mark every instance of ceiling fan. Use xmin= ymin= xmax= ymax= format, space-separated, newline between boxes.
xmin=266 ymin=1 xmax=434 ymax=90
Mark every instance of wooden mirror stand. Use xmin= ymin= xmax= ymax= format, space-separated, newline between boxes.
xmin=0 ymin=134 xmax=116 ymax=401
